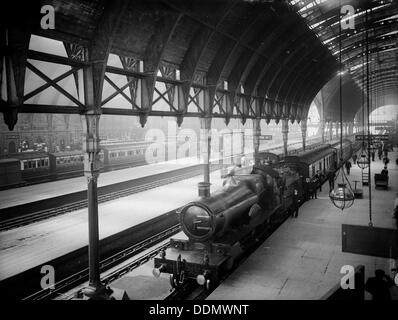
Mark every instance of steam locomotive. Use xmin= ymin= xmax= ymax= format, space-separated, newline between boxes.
xmin=153 ymin=139 xmax=360 ymax=290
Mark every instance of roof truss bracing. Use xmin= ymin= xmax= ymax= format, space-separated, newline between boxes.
xmin=1 ymin=0 xmax=396 ymax=130
xmin=290 ymin=0 xmax=398 ymax=122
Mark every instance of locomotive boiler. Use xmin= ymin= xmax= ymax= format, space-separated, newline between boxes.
xmin=180 ymin=174 xmax=267 ymax=243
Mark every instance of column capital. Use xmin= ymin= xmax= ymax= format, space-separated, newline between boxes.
xmin=85 ymin=170 xmax=100 ymax=183
xmin=200 ymin=116 xmax=212 ymax=130
xmin=281 ymin=118 xmax=289 ymax=134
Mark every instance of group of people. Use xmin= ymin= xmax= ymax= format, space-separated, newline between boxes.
xmin=291 ymin=171 xmax=323 ymax=219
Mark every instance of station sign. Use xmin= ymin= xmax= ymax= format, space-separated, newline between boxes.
xmin=259 ymin=135 xmax=273 ymax=140
xmin=355 ymin=134 xmax=388 ymax=141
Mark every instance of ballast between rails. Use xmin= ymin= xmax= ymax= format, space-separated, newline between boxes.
xmin=23 ymin=224 xmax=181 ymax=300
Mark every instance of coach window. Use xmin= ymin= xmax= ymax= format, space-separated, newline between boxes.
xmin=23 ymin=161 xmax=28 ymax=170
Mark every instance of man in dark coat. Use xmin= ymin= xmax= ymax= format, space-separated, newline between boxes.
xmin=303 ymin=177 xmax=310 ymax=202
xmin=328 ymin=171 xmax=335 ymax=191
xmin=352 ymin=153 xmax=357 ymax=164
xmin=310 ymin=175 xmax=318 ymax=199
xmin=365 ymin=270 xmax=394 ymax=300
xmin=345 ymin=161 xmax=352 ymax=175
xmin=291 ymin=189 xmax=299 ymax=218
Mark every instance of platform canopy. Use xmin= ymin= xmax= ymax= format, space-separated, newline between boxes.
xmin=1 ymin=0 xmax=397 ymax=130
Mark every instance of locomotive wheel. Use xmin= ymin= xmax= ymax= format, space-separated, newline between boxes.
xmin=170 ymin=274 xmax=177 ymax=288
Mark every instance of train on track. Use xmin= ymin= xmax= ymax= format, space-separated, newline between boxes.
xmin=0 ymin=140 xmax=185 ymax=188
xmin=153 ymin=138 xmax=361 ymax=290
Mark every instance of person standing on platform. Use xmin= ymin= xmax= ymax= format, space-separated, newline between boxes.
xmin=352 ymin=153 xmax=357 ymax=164
xmin=371 ymin=150 xmax=375 ymax=162
xmin=291 ymin=189 xmax=299 ymax=218
xmin=328 ymin=171 xmax=335 ymax=191
xmin=345 ymin=160 xmax=352 ymax=175
xmin=321 ymin=171 xmax=325 ymax=191
xmin=310 ymin=175 xmax=318 ymax=199
xmin=383 ymin=156 xmax=390 ymax=167
xmin=365 ymin=270 xmax=394 ymax=300
xmin=316 ymin=170 xmax=323 ymax=192
xmin=304 ymin=177 xmax=310 ymax=202
xmin=378 ymin=148 xmax=383 ymax=160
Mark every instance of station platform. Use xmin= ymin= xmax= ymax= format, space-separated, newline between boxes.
xmin=0 ymin=157 xmax=200 ymax=210
xmin=0 ymin=169 xmax=224 ymax=281
xmin=0 ymin=138 xmax=324 ymax=211
xmin=207 ymin=151 xmax=398 ymax=300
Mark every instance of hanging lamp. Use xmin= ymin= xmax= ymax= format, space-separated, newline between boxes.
xmin=329 ymin=2 xmax=355 ymax=211
xmin=365 ymin=8 xmax=373 ymax=227
xmin=357 ymin=33 xmax=369 ymax=170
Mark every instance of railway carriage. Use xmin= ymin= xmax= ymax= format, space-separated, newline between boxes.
xmin=14 ymin=151 xmax=50 ymax=182
xmin=101 ymin=141 xmax=152 ymax=170
xmin=48 ymin=151 xmax=89 ymax=179
xmin=283 ymin=145 xmax=335 ymax=180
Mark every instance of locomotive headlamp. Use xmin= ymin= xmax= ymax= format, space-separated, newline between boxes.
xmin=152 ymin=264 xmax=166 ymax=278
xmin=196 ymin=274 xmax=206 ymax=286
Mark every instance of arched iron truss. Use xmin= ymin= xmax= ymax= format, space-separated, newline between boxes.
xmin=1 ymin=0 xmax=397 ymax=130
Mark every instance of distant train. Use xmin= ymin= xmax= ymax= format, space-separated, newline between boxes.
xmin=0 ymin=140 xmax=184 ymax=188
xmin=153 ymin=138 xmax=360 ymax=290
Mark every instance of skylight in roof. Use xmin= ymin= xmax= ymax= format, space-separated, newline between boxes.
xmin=377 ymin=30 xmax=398 ymax=38
xmin=330 ymin=3 xmax=391 ymax=27
xmin=376 ymin=13 xmax=398 ymax=22
xmin=349 ymin=61 xmax=369 ymax=72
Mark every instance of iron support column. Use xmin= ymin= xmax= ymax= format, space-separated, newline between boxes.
xmin=81 ymin=111 xmax=107 ymax=298
xmin=199 ymin=116 xmax=211 ymax=198
xmin=253 ymin=118 xmax=261 ymax=165
xmin=300 ymin=119 xmax=307 ymax=152
xmin=282 ymin=119 xmax=289 ymax=156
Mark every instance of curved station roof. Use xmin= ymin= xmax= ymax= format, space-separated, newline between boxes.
xmin=1 ymin=0 xmax=397 ymax=129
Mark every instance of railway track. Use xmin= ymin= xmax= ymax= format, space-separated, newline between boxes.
xmin=0 ymin=165 xmax=220 ymax=232
xmin=0 ymin=138 xmax=327 ymax=232
xmin=0 ymin=208 xmax=182 ymax=300
xmin=24 ymin=225 xmax=180 ymax=300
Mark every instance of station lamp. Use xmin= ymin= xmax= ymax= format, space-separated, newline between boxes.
xmin=329 ymin=179 xmax=355 ymax=210
xmin=357 ymin=150 xmax=369 ymax=169
xmin=329 ymin=2 xmax=355 ymax=211
xmin=357 ymin=27 xmax=369 ymax=171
